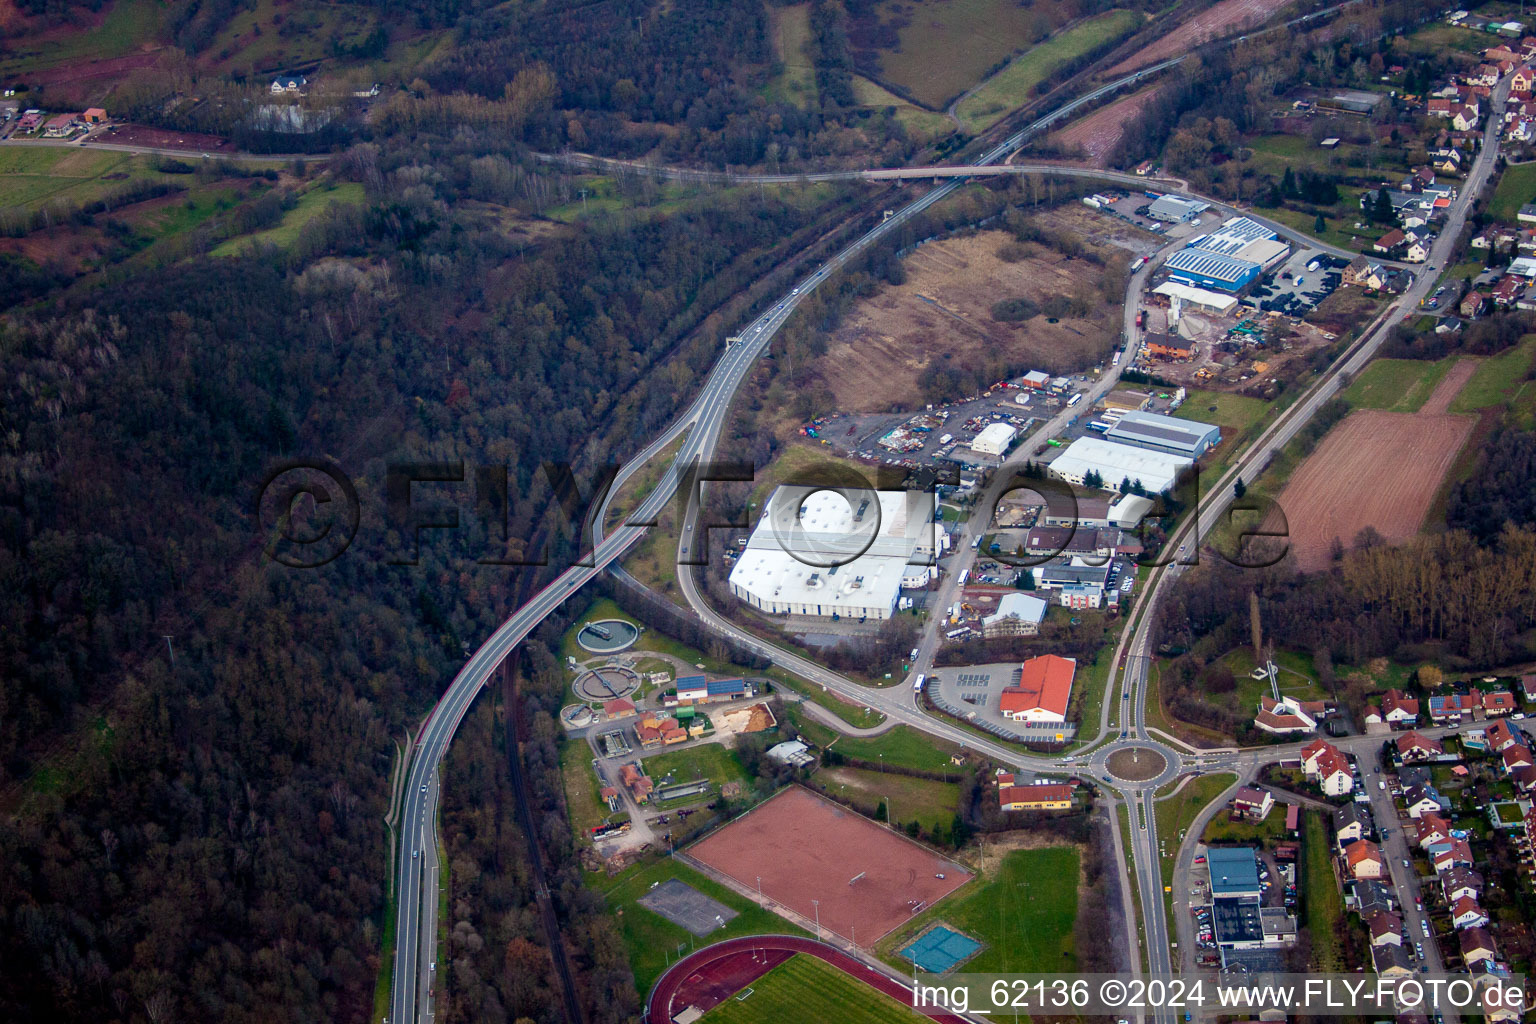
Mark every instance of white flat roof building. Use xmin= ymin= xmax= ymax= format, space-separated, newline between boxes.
xmin=1152 ymin=281 xmax=1239 ymax=315
xmin=1048 ymin=437 xmax=1192 ymax=494
xmin=1235 ymin=237 xmax=1291 ymax=270
xmin=1191 ymin=216 xmax=1276 ymax=255
xmin=971 ymin=421 xmax=1017 ymax=456
xmin=728 ymin=487 xmax=938 ymax=620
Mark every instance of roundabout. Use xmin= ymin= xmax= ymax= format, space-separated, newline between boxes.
xmin=1105 ymin=745 xmax=1171 ymax=784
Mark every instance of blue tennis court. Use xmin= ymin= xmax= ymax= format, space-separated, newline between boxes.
xmin=898 ymin=925 xmax=982 ymax=973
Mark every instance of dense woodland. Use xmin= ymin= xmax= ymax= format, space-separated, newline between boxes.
xmin=0 ymin=125 xmax=858 ymax=1022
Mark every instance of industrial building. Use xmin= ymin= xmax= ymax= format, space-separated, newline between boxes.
xmin=970 ymin=421 xmax=1017 ymax=456
xmin=1188 ymin=216 xmax=1291 ymax=271
xmin=1105 ymin=409 xmax=1221 ymax=457
xmin=728 ymin=487 xmax=939 ymax=620
xmin=1163 ymin=248 xmax=1262 ymax=292
xmin=981 ymin=593 xmax=1047 ymax=637
xmin=1152 ymin=281 xmax=1238 ymax=315
xmin=998 ymin=654 xmax=1075 ymax=723
xmin=1047 ymin=437 xmax=1192 ymax=494
xmin=1147 ymin=195 xmax=1210 ymax=223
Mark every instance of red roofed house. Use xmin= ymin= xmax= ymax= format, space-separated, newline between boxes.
xmin=1302 ymin=739 xmax=1354 ymax=795
xmin=1501 ymin=743 xmax=1533 ymax=773
xmin=1516 ymin=66 xmax=1536 ymax=92
xmin=1483 ymin=691 xmax=1517 ymax=716
xmin=1416 ymin=813 xmax=1452 ymax=848
xmin=1486 ymin=718 xmax=1519 ymax=753
xmin=1345 ymin=839 xmax=1385 ymax=879
xmin=1232 ymin=786 xmax=1275 ymax=820
xmin=1432 ymin=839 xmax=1474 ymax=874
xmin=1429 ymin=97 xmax=1455 ymax=117
xmin=1397 ymin=730 xmax=1444 ymax=762
xmin=1374 ymin=228 xmax=1407 ymax=253
xmin=1451 ymin=896 xmax=1489 ymax=929
xmin=1382 ymin=689 xmax=1420 ymax=726
xmin=997 ymin=773 xmax=1077 ymax=811
xmin=1369 ymin=911 xmax=1404 ymax=947
xmin=998 ymin=654 xmax=1075 ymax=724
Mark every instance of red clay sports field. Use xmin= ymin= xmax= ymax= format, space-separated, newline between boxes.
xmin=685 ymin=787 xmax=971 ymax=944
xmin=645 ymin=935 xmax=970 ymax=1024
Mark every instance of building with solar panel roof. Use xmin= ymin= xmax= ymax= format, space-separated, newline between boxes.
xmin=1104 ymin=409 xmax=1221 ymax=457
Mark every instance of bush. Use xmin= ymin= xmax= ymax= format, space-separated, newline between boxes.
xmin=990 ymin=296 xmax=1038 ymax=322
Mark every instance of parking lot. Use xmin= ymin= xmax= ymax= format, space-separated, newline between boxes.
xmin=1246 ymin=248 xmax=1349 ymax=317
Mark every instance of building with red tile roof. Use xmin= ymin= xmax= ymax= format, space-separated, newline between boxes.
xmin=998 ymin=654 xmax=1075 ymax=723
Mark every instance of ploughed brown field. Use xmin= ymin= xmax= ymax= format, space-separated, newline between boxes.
xmin=1048 ymin=85 xmax=1161 ymax=165
xmin=1274 ymin=409 xmax=1473 ymax=571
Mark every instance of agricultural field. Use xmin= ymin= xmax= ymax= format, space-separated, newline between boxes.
xmin=811 ymin=228 xmax=1120 ymax=414
xmin=1275 ymin=408 xmax=1475 ymax=570
xmin=1047 ymin=83 xmax=1161 ymax=164
xmin=1488 ymin=161 xmax=1536 ymax=223
xmin=1448 ymin=337 xmax=1536 ymax=423
xmin=0 ymin=0 xmax=162 ymax=79
xmin=1343 ymin=357 xmax=1456 ymax=412
xmin=878 ymin=845 xmax=1080 ymax=973
xmin=954 ymin=9 xmax=1143 ymax=133
xmin=700 ymin=954 xmax=925 ymax=1024
xmin=1108 ymin=0 xmax=1298 ymax=74
xmin=765 ymin=4 xmax=818 ymax=108
xmin=858 ymin=0 xmax=1079 ymax=109
xmin=0 ymin=146 xmax=178 ymax=211
xmin=210 ymin=180 xmax=367 ymax=255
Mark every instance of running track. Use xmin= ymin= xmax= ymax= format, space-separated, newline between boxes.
xmin=645 ymin=935 xmax=970 ymax=1024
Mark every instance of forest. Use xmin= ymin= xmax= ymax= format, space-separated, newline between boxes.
xmin=0 ymin=122 xmax=858 ymax=1022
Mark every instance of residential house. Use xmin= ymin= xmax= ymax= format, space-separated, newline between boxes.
xmin=1515 ymin=763 xmax=1536 ymax=793
xmin=1452 ymin=896 xmax=1490 ymax=929
xmin=1493 ymin=274 xmax=1525 ymax=306
xmin=1404 ymin=783 xmax=1449 ymax=818
xmin=1368 ymin=911 xmax=1404 ymax=947
xmin=1461 ymin=291 xmax=1491 ymax=317
xmin=1397 ymin=730 xmax=1444 ymax=762
xmin=1232 ymin=786 xmax=1275 ymax=820
xmin=1383 ymin=689 xmax=1420 ymax=726
xmin=1429 ymin=97 xmax=1456 ymax=117
xmin=1347 ymin=878 xmax=1397 ymax=916
xmin=1483 ymin=691 xmax=1517 ymax=716
xmin=1459 ymin=927 xmax=1498 ymax=967
xmin=1303 ymin=739 xmax=1354 ymax=795
xmin=1500 ymin=743 xmax=1533 ymax=773
xmin=1516 ymin=65 xmax=1536 ymax=91
xmin=1428 ymin=693 xmax=1475 ymax=723
xmin=1335 ymin=803 xmax=1373 ymax=846
xmin=1442 ymin=866 xmax=1484 ymax=904
xmin=1522 ymin=674 xmax=1536 ymax=703
xmin=1343 ymin=255 xmax=1379 ymax=286
xmin=1404 ymin=237 xmax=1431 ymax=263
xmin=1486 ymin=718 xmax=1519 ymax=752
xmin=1374 ymin=228 xmax=1407 ymax=253
xmin=1454 ymin=105 xmax=1481 ymax=131
xmin=1344 ymin=839 xmax=1385 ymax=879
xmin=1416 ymin=813 xmax=1453 ymax=849
xmin=41 ymin=113 xmax=76 ymax=138
xmin=1373 ymin=942 xmax=1415 ymax=977
xmin=1431 ymin=838 xmax=1474 ymax=874
xmin=270 ymin=76 xmax=308 ymax=95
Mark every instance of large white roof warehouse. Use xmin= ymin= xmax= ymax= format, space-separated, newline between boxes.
xmin=1047 ymin=437 xmax=1192 ymax=494
xmin=728 ymin=487 xmax=939 ymax=620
